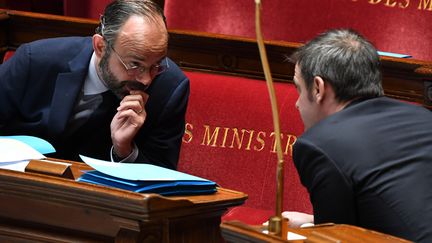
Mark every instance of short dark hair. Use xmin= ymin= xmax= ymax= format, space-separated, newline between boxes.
xmin=290 ymin=29 xmax=384 ymax=102
xmin=96 ymin=0 xmax=166 ymax=46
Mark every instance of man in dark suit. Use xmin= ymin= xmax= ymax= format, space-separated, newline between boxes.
xmin=0 ymin=0 xmax=189 ymax=170
xmin=283 ymin=29 xmax=432 ymax=242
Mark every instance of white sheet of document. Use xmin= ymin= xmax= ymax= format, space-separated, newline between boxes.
xmin=1 ymin=135 xmax=55 ymax=154
xmin=262 ymin=229 xmax=307 ymax=240
xmin=0 ymin=138 xmax=46 ymax=172
xmin=79 ymin=154 xmax=211 ymax=181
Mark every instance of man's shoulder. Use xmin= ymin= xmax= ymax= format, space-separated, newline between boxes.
xmin=28 ymin=36 xmax=92 ymax=50
xmin=297 ymin=96 xmax=432 ymax=150
xmin=151 ymin=58 xmax=190 ymax=91
xmin=164 ymin=58 xmax=189 ymax=83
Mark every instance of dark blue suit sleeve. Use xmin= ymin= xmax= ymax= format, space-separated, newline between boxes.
xmin=135 ymin=74 xmax=190 ymax=170
xmin=0 ymin=44 xmax=31 ymax=126
xmin=293 ymin=138 xmax=357 ymax=225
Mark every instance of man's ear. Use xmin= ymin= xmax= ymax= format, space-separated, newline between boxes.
xmin=313 ymin=76 xmax=326 ymax=104
xmin=93 ymin=34 xmax=106 ymax=58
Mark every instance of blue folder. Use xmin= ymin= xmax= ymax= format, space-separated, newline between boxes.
xmin=77 ymin=155 xmax=217 ymax=196
xmin=78 ymin=170 xmax=217 ymax=195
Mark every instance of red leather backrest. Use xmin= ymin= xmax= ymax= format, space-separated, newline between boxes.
xmin=2 ymin=51 xmax=15 ymax=63
xmin=179 ymin=70 xmax=312 ymax=214
xmin=165 ymin=0 xmax=432 ymax=61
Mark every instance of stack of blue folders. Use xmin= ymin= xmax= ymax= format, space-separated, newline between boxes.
xmin=77 ymin=155 xmax=217 ymax=196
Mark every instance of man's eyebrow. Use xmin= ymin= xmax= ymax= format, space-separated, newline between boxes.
xmin=128 ymin=54 xmax=146 ymax=62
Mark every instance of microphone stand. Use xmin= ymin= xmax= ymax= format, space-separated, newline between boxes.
xmin=254 ymin=0 xmax=286 ymax=236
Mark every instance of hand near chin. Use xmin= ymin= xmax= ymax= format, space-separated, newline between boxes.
xmin=110 ymin=90 xmax=149 ymax=158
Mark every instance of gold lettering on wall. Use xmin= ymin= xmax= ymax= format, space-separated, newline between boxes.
xmin=254 ymin=131 xmax=266 ymax=152
xmin=183 ymin=123 xmax=193 ymax=143
xmin=186 ymin=123 xmax=297 ymax=157
xmin=201 ymin=125 xmax=220 ymax=147
xmin=229 ymin=128 xmax=246 ymax=149
xmin=284 ymin=134 xmax=297 ymax=157
xmin=418 ymin=0 xmax=432 ymax=10
xmin=400 ymin=0 xmax=410 ymax=8
xmin=351 ymin=0 xmax=412 ymax=9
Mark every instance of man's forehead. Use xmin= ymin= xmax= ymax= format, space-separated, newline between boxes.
xmin=118 ymin=15 xmax=167 ymax=44
xmin=116 ymin=18 xmax=167 ymax=58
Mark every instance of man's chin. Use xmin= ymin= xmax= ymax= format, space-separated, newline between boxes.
xmin=108 ymin=81 xmax=148 ymax=99
xmin=121 ymin=80 xmax=148 ymax=93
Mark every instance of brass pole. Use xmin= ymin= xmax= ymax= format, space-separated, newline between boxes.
xmin=254 ymin=0 xmax=285 ymax=236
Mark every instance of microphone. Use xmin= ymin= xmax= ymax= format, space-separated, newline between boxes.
xmin=254 ymin=0 xmax=286 ymax=237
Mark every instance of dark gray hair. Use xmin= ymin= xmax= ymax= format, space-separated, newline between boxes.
xmin=96 ymin=0 xmax=166 ymax=46
xmin=290 ymin=29 xmax=384 ymax=102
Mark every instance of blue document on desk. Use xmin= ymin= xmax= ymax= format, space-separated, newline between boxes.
xmin=377 ymin=51 xmax=411 ymax=58
xmin=77 ymin=155 xmax=217 ymax=196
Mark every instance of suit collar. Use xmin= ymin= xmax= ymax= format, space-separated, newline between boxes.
xmin=48 ymin=39 xmax=94 ymax=136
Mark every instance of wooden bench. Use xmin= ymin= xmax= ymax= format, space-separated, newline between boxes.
xmin=1 ymin=9 xmax=432 ymax=225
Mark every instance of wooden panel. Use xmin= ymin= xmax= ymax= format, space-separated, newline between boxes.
xmin=4 ymin=10 xmax=96 ymax=47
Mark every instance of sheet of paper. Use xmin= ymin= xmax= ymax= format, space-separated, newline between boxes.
xmin=0 ymin=161 xmax=30 ymax=172
xmin=0 ymin=135 xmax=55 ymax=154
xmin=377 ymin=51 xmax=411 ymax=58
xmin=287 ymin=231 xmax=307 ymax=240
xmin=0 ymin=138 xmax=46 ymax=163
xmin=79 ymin=155 xmax=211 ymax=181
xmin=262 ymin=229 xmax=307 ymax=240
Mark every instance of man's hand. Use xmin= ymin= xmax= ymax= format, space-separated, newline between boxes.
xmin=110 ymin=90 xmax=148 ymax=158
xmin=282 ymin=211 xmax=314 ymax=228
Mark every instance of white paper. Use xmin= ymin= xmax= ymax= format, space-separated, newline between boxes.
xmin=287 ymin=231 xmax=307 ymax=240
xmin=0 ymin=135 xmax=55 ymax=154
xmin=0 ymin=138 xmax=45 ymax=163
xmin=0 ymin=161 xmax=30 ymax=172
xmin=262 ymin=229 xmax=307 ymax=240
xmin=79 ymin=154 xmax=211 ymax=181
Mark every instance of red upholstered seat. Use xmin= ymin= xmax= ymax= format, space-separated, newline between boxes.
xmin=179 ymin=71 xmax=312 ymax=225
xmin=2 ymin=50 xmax=15 ymax=63
xmin=165 ymin=0 xmax=432 ymax=61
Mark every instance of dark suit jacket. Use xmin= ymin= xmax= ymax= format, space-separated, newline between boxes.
xmin=293 ymin=97 xmax=432 ymax=242
xmin=0 ymin=37 xmax=189 ymax=169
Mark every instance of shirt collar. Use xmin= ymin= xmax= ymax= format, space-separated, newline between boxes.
xmin=83 ymin=52 xmax=109 ymax=95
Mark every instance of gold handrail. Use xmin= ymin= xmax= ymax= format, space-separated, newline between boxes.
xmin=254 ymin=0 xmax=285 ymax=236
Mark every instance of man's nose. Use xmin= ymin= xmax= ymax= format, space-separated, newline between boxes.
xmin=135 ymin=71 xmax=153 ymax=87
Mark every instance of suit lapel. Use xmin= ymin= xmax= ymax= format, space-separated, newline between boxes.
xmin=48 ymin=41 xmax=93 ymax=136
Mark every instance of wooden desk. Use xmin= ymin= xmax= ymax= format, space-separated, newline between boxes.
xmin=221 ymin=221 xmax=411 ymax=243
xmin=0 ymin=161 xmax=247 ymax=242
